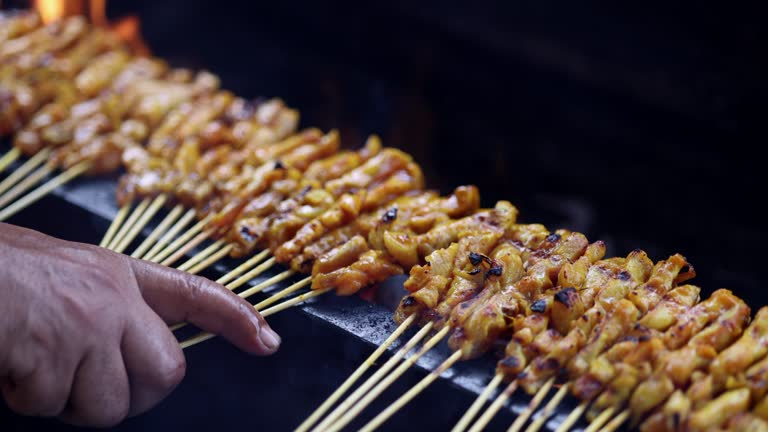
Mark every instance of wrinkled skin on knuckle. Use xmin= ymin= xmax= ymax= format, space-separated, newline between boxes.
xmin=0 ymin=225 xmax=144 ymax=425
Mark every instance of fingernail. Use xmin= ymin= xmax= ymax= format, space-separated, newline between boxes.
xmin=259 ymin=326 xmax=281 ymax=350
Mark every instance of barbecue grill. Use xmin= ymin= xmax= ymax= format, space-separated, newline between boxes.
xmin=1 ymin=1 xmax=766 ymax=431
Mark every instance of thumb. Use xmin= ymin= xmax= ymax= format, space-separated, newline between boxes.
xmin=127 ymin=257 xmax=281 ymax=355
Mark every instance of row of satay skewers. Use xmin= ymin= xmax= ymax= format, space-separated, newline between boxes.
xmin=2 ymin=10 xmax=768 ymax=432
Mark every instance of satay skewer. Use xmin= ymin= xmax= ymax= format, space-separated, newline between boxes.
xmin=112 ymin=194 xmax=167 ymax=253
xmin=215 ymin=249 xmax=272 ymax=284
xmin=295 ymin=314 xmax=417 ymax=432
xmin=360 ymin=349 xmax=464 ymax=432
xmin=0 ymin=148 xmax=50 ymax=197
xmin=324 ymin=327 xmax=451 ymax=432
xmin=0 ymin=148 xmax=21 ymax=174
xmin=146 ymin=216 xmax=211 ymax=263
xmin=310 ymin=322 xmax=438 ymax=431
xmin=452 ymin=374 xmax=504 ymax=432
xmin=140 ymin=208 xmax=196 ymax=260
xmin=0 ymin=162 xmax=53 ymax=209
xmin=0 ymin=160 xmax=89 ymax=221
xmin=507 ymin=378 xmax=556 ymax=432
xmin=99 ymin=204 xmax=130 ymax=247
xmin=130 ymin=203 xmax=184 ymax=257
xmin=176 ymin=239 xmax=227 ymax=271
xmin=105 ymin=197 xmax=150 ymax=249
xmin=185 ymin=244 xmax=233 ymax=275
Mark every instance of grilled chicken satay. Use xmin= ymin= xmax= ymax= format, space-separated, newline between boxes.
xmin=306 ymin=187 xmax=483 ymax=295
xmin=634 ymin=307 xmax=768 ymax=431
xmin=47 ymin=62 xmax=220 ymax=175
xmin=0 ymin=16 xmax=87 ymax=68
xmin=628 ymin=291 xmax=750 ymax=429
xmin=514 ymin=253 xmax=693 ymax=394
xmin=288 ymin=190 xmax=439 ymax=273
xmin=572 ymin=284 xmax=701 ymax=402
xmin=725 ymin=412 xmax=768 ymax=432
xmin=585 ymin=288 xmax=749 ymax=425
xmin=263 ymin=151 xmax=422 ymax=254
xmin=493 ymin=246 xmax=645 ymax=380
xmin=497 ymin=248 xmax=651 ymax=378
xmin=224 ymin=144 xmax=419 ymax=256
xmin=0 ymin=11 xmax=41 ymax=46
xmin=391 ymin=201 xmax=519 ymax=325
xmin=367 ymin=184 xmax=480 ymax=269
xmin=12 ymin=50 xmax=136 ymax=156
xmin=117 ymin=95 xmax=294 ymax=207
xmin=1 ymin=18 xmax=121 ymax=136
xmin=446 ymin=231 xmax=594 ymax=360
xmin=686 ymin=307 xmax=768 ymax=408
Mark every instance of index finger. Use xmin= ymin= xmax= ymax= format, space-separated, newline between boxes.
xmin=127 ymin=257 xmax=281 ymax=355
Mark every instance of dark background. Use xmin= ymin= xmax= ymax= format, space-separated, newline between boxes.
xmin=2 ymin=0 xmax=767 ymax=430
xmin=107 ymin=0 xmax=767 ymax=303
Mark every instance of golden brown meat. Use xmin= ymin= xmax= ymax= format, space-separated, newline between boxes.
xmin=311 ymin=249 xmax=403 ymax=296
xmin=573 ymin=284 xmax=701 ymax=402
xmin=452 ymin=232 xmax=593 ymax=362
xmin=629 ymin=292 xmax=750 ymax=423
xmin=393 ymin=201 xmax=518 ymax=326
xmin=274 ymin=191 xmax=365 ymax=264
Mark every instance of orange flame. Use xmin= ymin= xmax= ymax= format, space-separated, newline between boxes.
xmin=32 ymin=0 xmax=150 ymax=56
xmin=33 ymin=0 xmax=72 ymax=24
xmin=112 ymin=15 xmax=150 ymax=56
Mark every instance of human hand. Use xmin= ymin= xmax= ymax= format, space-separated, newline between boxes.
xmin=0 ymin=222 xmax=280 ymax=427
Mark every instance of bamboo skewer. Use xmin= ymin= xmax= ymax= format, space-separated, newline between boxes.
xmin=99 ymin=204 xmax=129 ymax=247
xmin=584 ymin=406 xmax=614 ymax=432
xmin=216 ymin=249 xmax=271 ymax=285
xmin=225 ymin=256 xmax=277 ymax=291
xmin=237 ymin=269 xmax=295 ymax=299
xmin=112 ymin=194 xmax=167 ymax=253
xmin=469 ymin=380 xmax=519 ymax=432
xmin=452 ymin=374 xmax=504 ymax=432
xmin=602 ymin=409 xmax=629 ymax=432
xmin=508 ymin=377 xmax=556 ymax=432
xmin=106 ymin=198 xmax=150 ymax=250
xmin=177 ymin=239 xmax=226 ymax=271
xmin=295 ymin=315 xmax=417 ymax=432
xmin=253 ymin=276 xmax=310 ymax=310
xmin=260 ymin=287 xmax=331 ymax=316
xmin=312 ymin=322 xmax=437 ymax=432
xmin=179 ymin=287 xmax=333 ymax=349
xmin=0 ymin=161 xmax=90 ymax=222
xmin=159 ymin=230 xmax=212 ymax=267
xmin=553 ymin=400 xmax=587 ymax=432
xmin=148 ymin=216 xmax=210 ymax=263
xmin=361 ymin=349 xmax=464 ymax=432
xmin=325 ymin=326 xmax=452 ymax=432
xmin=142 ymin=208 xmax=196 ymax=261
xmin=130 ymin=204 xmax=183 ymax=258
xmin=186 ymin=244 xmax=233 ymax=275
xmin=525 ymin=383 xmax=570 ymax=432
xmin=0 ymin=148 xmax=50 ymax=196
xmin=0 ymin=148 xmax=20 ymax=174
xmin=0 ymin=163 xmax=53 ymax=209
